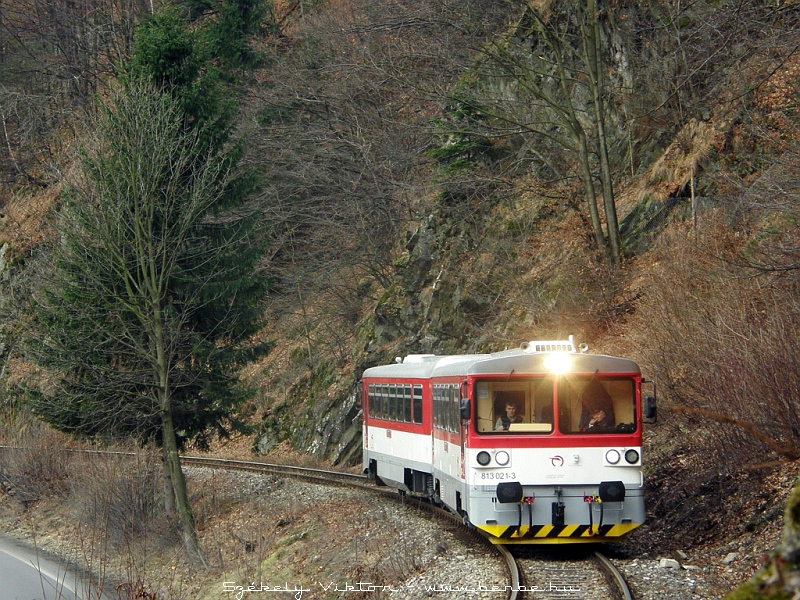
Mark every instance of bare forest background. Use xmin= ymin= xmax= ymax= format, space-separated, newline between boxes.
xmin=0 ymin=0 xmax=799 ymax=595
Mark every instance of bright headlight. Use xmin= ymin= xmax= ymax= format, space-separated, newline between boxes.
xmin=543 ymin=354 xmax=571 ymax=374
xmin=495 ymin=451 xmax=510 ymax=466
xmin=605 ymin=449 xmax=621 ymax=464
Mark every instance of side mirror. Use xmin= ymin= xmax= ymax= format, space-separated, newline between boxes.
xmin=460 ymin=398 xmax=471 ymax=421
xmin=459 ymin=379 xmax=470 ymax=420
xmin=643 ymin=396 xmax=657 ymax=422
xmin=642 ymin=379 xmax=657 ymax=423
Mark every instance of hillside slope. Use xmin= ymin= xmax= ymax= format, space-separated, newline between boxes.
xmin=0 ymin=0 xmax=799 ymax=594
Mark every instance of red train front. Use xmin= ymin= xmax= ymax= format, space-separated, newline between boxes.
xmin=361 ymin=338 xmax=655 ymax=544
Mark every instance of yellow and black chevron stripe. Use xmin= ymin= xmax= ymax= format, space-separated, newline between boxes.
xmin=478 ymin=523 xmax=641 ymax=545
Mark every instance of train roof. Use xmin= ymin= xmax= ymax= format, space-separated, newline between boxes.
xmin=361 ymin=339 xmax=641 ymax=380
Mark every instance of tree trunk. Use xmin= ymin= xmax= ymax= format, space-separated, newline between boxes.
xmin=154 ymin=311 xmax=205 ymax=565
xmin=161 ymin=445 xmax=177 ymax=520
xmin=576 ymin=126 xmax=608 ymax=258
xmin=546 ymin=14 xmax=609 ymax=259
xmin=582 ymin=0 xmax=621 ymax=266
xmin=161 ymin=403 xmax=205 ymax=565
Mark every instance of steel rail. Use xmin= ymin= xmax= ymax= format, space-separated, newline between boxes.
xmin=183 ymin=455 xmax=521 ymax=600
xmin=419 ymin=502 xmax=521 ymax=600
xmin=594 ymin=551 xmax=633 ymax=600
xmin=1 ymin=447 xmax=522 ymax=600
xmin=179 ymin=455 xmax=367 ymax=483
xmin=493 ymin=542 xmax=521 ymax=600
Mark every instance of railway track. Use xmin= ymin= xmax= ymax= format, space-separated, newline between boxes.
xmin=178 ymin=455 xmax=527 ymax=598
xmin=180 ymin=455 xmax=369 ymax=487
xmin=180 ymin=454 xmax=631 ymax=600
xmin=1 ymin=447 xmax=633 ymax=600
xmin=512 ymin=546 xmax=632 ymax=600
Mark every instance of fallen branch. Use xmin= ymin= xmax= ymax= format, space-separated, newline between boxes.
xmin=671 ymin=404 xmax=800 ymax=461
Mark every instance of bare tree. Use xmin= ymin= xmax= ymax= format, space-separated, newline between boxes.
xmin=250 ymin=0 xmax=509 ymax=330
xmin=439 ymin=1 xmax=624 ymax=264
xmin=739 ymin=142 xmax=800 ymax=279
xmin=638 ymin=219 xmax=800 ymax=471
xmin=0 ymin=0 xmax=150 ymax=183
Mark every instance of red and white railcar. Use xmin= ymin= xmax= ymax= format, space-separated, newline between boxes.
xmin=361 ymin=337 xmax=656 ymax=544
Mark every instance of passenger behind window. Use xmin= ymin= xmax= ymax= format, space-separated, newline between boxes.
xmin=579 ymin=381 xmax=615 ymax=432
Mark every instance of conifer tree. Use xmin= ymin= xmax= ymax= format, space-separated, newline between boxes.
xmin=26 ymin=8 xmax=267 ymax=561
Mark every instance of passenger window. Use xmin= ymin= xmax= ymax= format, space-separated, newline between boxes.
xmin=474 ymin=379 xmax=553 ymax=434
xmin=557 ymin=378 xmax=636 ymax=434
xmin=412 ymin=385 xmax=423 ymax=425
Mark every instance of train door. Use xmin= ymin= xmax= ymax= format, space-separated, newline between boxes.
xmin=456 ymin=379 xmax=470 ymax=520
xmin=360 ymin=381 xmax=369 ymax=462
xmin=459 ymin=379 xmax=468 ymax=480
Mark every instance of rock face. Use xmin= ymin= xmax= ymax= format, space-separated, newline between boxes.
xmin=254 ymin=205 xmax=492 ymax=466
xmin=255 ymin=382 xmax=363 ymax=467
xmin=299 ymin=390 xmax=363 ymax=467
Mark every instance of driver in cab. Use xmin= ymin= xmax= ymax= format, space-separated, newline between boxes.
xmin=495 ymin=402 xmax=523 ymax=431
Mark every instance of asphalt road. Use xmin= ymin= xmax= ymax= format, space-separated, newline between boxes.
xmin=0 ymin=535 xmax=83 ymax=600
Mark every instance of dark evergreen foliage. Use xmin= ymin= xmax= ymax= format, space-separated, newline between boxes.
xmin=26 ymin=4 xmax=270 ymax=450
xmin=207 ymin=0 xmax=269 ymax=67
xmin=127 ymin=5 xmax=236 ymax=147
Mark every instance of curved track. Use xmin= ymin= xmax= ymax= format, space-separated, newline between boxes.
xmin=180 ymin=455 xmax=630 ymax=600
xmin=180 ymin=455 xmax=369 ymax=486
xmin=3 ymin=448 xmax=628 ymax=600
xmin=595 ymin=550 xmax=633 ymax=600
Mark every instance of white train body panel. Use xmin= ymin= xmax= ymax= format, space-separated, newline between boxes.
xmin=432 ymin=436 xmax=465 ymax=510
xmin=364 ymin=424 xmax=432 ymax=486
xmin=465 ymin=445 xmax=643 ymax=487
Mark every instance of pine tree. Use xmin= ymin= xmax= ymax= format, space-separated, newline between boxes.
xmin=27 ymin=35 xmax=267 ymax=559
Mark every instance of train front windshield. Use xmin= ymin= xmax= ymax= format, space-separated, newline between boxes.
xmin=474 ymin=376 xmax=637 ymax=435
